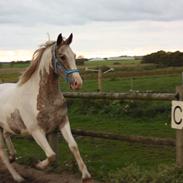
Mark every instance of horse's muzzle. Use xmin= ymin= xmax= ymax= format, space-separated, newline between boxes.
xmin=70 ymin=73 xmax=83 ymax=90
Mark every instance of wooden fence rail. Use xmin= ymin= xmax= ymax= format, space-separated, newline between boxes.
xmin=16 ymin=129 xmax=175 ymax=147
xmin=63 ymin=92 xmax=176 ymax=101
xmin=71 ymin=129 xmax=175 ymax=146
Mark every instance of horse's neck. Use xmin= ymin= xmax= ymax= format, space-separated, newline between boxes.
xmin=19 ymin=48 xmax=60 ymax=101
xmin=38 ymin=48 xmax=60 ymax=97
xmin=39 ymin=68 xmax=60 ymax=97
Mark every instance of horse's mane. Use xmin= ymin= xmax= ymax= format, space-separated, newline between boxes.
xmin=18 ymin=41 xmax=55 ymax=85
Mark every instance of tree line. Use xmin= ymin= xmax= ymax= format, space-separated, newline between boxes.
xmin=142 ymin=50 xmax=183 ymax=67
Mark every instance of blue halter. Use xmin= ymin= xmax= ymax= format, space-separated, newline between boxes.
xmin=51 ymin=44 xmax=80 ymax=83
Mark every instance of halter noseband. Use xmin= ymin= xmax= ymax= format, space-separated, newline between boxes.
xmin=51 ymin=44 xmax=79 ymax=83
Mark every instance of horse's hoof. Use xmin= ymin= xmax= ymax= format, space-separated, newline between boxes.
xmin=35 ymin=162 xmax=46 ymax=170
xmin=13 ymin=174 xmax=24 ymax=182
xmin=82 ymin=178 xmax=93 ymax=183
xmin=34 ymin=159 xmax=49 ymax=170
xmin=9 ymin=154 xmax=16 ymax=163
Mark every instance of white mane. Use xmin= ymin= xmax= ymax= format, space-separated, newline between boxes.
xmin=18 ymin=41 xmax=55 ymax=85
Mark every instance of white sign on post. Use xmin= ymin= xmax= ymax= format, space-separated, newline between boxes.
xmin=172 ymin=101 xmax=183 ymax=129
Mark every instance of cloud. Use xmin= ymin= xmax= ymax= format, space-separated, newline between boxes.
xmin=1 ymin=20 xmax=183 ymax=61
xmin=0 ymin=0 xmax=183 ymax=26
xmin=0 ymin=49 xmax=33 ymax=62
xmin=0 ymin=0 xmax=183 ymax=61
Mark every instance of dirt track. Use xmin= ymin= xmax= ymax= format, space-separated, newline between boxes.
xmin=0 ymin=160 xmax=97 ymax=183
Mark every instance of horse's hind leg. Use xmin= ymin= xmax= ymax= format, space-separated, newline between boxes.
xmin=4 ymin=132 xmax=16 ymax=162
xmin=0 ymin=128 xmax=24 ymax=182
xmin=60 ymin=117 xmax=92 ymax=183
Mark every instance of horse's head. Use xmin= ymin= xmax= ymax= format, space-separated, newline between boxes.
xmin=52 ymin=33 xmax=82 ymax=90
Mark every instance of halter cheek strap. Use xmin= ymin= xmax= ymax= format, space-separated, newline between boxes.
xmin=51 ymin=44 xmax=80 ymax=83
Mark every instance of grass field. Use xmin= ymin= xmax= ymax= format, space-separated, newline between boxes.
xmin=84 ymin=59 xmax=141 ymax=67
xmin=14 ymin=136 xmax=175 ymax=181
xmin=60 ymin=74 xmax=181 ymax=92
xmin=0 ymin=59 xmax=140 ymax=68
xmin=0 ymin=60 xmax=182 ymax=182
xmin=0 ymin=73 xmax=181 ymax=92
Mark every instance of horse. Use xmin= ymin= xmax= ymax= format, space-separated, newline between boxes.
xmin=0 ymin=33 xmax=92 ymax=183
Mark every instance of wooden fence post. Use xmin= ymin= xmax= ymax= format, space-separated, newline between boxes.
xmin=176 ymin=86 xmax=183 ymax=167
xmin=47 ymin=132 xmax=59 ymax=165
xmin=98 ymin=69 xmax=102 ymax=92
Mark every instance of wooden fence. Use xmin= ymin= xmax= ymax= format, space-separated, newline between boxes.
xmin=62 ymin=91 xmax=176 ymax=147
xmin=63 ymin=91 xmax=176 ymax=101
xmin=60 ymin=89 xmax=183 ymax=167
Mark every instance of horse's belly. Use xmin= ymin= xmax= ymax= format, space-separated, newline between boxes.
xmin=0 ymin=107 xmax=28 ymax=135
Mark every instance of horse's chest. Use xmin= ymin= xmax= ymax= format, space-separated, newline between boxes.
xmin=37 ymin=95 xmax=68 ymax=133
xmin=37 ymin=69 xmax=68 ymax=133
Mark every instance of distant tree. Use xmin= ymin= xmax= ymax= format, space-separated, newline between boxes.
xmin=142 ymin=50 xmax=183 ymax=67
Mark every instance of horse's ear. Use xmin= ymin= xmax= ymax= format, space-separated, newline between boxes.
xmin=57 ymin=33 xmax=63 ymax=46
xmin=65 ymin=33 xmax=73 ymax=45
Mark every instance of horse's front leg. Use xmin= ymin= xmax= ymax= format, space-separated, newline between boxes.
xmin=20 ymin=110 xmax=56 ymax=169
xmin=31 ymin=128 xmax=56 ymax=169
xmin=60 ymin=116 xmax=92 ymax=183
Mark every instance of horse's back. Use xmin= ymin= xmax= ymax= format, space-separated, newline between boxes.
xmin=1 ymin=82 xmax=17 ymax=95
xmin=0 ymin=83 xmax=17 ymax=110
xmin=0 ymin=83 xmax=16 ymax=92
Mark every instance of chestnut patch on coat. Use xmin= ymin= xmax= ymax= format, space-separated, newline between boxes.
xmin=37 ymin=67 xmax=67 ymax=133
xmin=7 ymin=109 xmax=26 ymax=134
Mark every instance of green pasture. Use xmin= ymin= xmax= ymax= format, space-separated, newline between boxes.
xmin=13 ymin=136 xmax=175 ymax=182
xmin=84 ymin=59 xmax=141 ymax=67
xmin=60 ymin=74 xmax=181 ymax=92
xmin=1 ymin=71 xmax=181 ymax=93
xmin=0 ymin=62 xmax=29 ymax=68
xmin=0 ymin=59 xmax=139 ymax=69
xmin=1 ymin=60 xmax=183 ymax=182
xmin=0 ymin=60 xmax=182 ymax=93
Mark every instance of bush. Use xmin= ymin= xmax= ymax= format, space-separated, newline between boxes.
xmin=68 ymin=99 xmax=170 ymax=119
xmin=108 ymin=164 xmax=183 ymax=183
xmin=113 ymin=62 xmax=121 ymax=65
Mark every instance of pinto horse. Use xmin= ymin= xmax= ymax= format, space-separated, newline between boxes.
xmin=0 ymin=33 xmax=92 ymax=183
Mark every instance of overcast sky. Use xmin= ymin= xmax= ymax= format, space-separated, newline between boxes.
xmin=0 ymin=0 xmax=183 ymax=61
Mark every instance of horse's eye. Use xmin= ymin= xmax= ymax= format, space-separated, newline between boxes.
xmin=60 ymin=55 xmax=66 ymax=60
